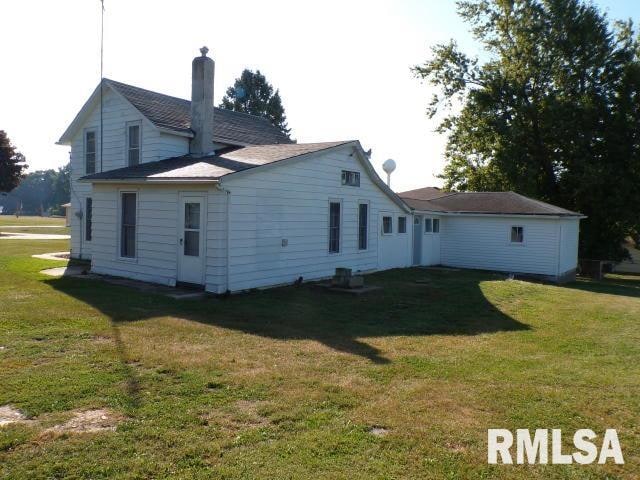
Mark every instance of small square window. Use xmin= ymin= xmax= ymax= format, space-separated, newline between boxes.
xmin=511 ymin=226 xmax=524 ymax=243
xmin=341 ymin=170 xmax=360 ymax=187
xmin=382 ymin=216 xmax=393 ymax=234
xmin=424 ymin=218 xmax=432 ymax=233
xmin=398 ymin=216 xmax=407 ymax=233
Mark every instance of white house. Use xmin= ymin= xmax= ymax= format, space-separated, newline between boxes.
xmin=57 ymin=48 xmax=583 ymax=293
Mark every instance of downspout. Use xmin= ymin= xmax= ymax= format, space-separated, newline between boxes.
xmin=216 ymin=183 xmax=231 ymax=293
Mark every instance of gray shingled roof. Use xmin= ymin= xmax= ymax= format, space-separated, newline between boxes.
xmin=80 ymin=141 xmax=353 ymax=182
xmin=105 ymin=79 xmax=292 ymax=146
xmin=398 ymin=189 xmax=582 ymax=216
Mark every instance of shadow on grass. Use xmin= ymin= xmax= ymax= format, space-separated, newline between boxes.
xmin=565 ymin=274 xmax=640 ymax=298
xmin=44 ymin=268 xmax=530 ymax=365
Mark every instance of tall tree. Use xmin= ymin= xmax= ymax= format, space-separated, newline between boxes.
xmin=220 ymin=69 xmax=291 ymax=138
xmin=0 ymin=130 xmax=27 ymax=192
xmin=414 ymin=0 xmax=640 ymax=260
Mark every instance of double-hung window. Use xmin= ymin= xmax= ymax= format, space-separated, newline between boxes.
xmin=433 ymin=218 xmax=440 ymax=233
xmin=358 ymin=203 xmax=368 ymax=250
xmin=85 ymin=198 xmax=93 ymax=241
xmin=424 ymin=218 xmax=433 ymax=233
xmin=329 ymin=201 xmax=341 ymax=253
xmin=127 ymin=122 xmax=141 ymax=166
xmin=398 ymin=216 xmax=407 ymax=233
xmin=511 ymin=226 xmax=524 ymax=243
xmin=85 ymin=130 xmax=96 ymax=174
xmin=120 ymin=192 xmax=137 ymax=258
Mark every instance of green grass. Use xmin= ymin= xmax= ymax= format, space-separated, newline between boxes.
xmin=0 ymin=235 xmax=639 ymax=479
xmin=0 ymin=215 xmax=68 ymax=235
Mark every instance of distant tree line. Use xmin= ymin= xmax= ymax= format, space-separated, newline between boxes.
xmin=1 ymin=165 xmax=70 ymax=216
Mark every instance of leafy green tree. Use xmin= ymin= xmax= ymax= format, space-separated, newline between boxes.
xmin=0 ymin=130 xmax=27 ymax=192
xmin=220 ymin=69 xmax=291 ymax=138
xmin=0 ymin=163 xmax=70 ymax=215
xmin=414 ymin=0 xmax=640 ymax=260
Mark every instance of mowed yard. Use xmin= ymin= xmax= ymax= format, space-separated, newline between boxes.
xmin=0 ymin=217 xmax=639 ymax=479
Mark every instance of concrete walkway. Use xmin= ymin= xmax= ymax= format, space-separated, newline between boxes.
xmin=0 ymin=232 xmax=70 ymax=240
xmin=0 ymin=225 xmax=66 ymax=228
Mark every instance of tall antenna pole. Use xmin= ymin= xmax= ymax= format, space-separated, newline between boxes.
xmin=100 ymin=0 xmax=105 ymax=172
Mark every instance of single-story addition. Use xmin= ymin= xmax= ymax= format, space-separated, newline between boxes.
xmin=57 ymin=48 xmax=584 ymax=293
xmin=398 ymin=187 xmax=584 ymax=283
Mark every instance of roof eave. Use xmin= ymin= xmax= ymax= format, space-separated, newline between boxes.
xmin=79 ymin=177 xmax=220 ymax=184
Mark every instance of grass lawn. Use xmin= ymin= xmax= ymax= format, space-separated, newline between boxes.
xmin=0 ymin=234 xmax=639 ymax=479
xmin=0 ymin=215 xmax=69 ymax=235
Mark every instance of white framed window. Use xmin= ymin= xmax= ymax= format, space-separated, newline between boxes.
xmin=120 ymin=192 xmax=137 ymax=258
xmin=358 ymin=202 xmax=368 ymax=250
xmin=433 ymin=218 xmax=440 ymax=233
xmin=126 ymin=121 xmax=141 ymax=166
xmin=328 ymin=200 xmax=341 ymax=253
xmin=398 ymin=216 xmax=407 ymax=234
xmin=341 ymin=170 xmax=360 ymax=187
xmin=84 ymin=129 xmax=96 ymax=174
xmin=382 ymin=216 xmax=393 ymax=235
xmin=424 ymin=218 xmax=433 ymax=233
xmin=510 ymin=226 xmax=524 ymax=243
xmin=85 ymin=197 xmax=93 ymax=242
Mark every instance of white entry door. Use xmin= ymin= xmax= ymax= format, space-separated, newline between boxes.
xmin=177 ymin=194 xmax=206 ymax=285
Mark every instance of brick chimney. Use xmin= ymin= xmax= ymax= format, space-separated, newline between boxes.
xmin=190 ymin=46 xmax=214 ymax=156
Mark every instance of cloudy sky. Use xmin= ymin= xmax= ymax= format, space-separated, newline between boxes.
xmin=1 ymin=0 xmax=637 ymax=191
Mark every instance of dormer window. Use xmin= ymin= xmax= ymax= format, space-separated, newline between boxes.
xmin=341 ymin=170 xmax=360 ymax=187
xmin=127 ymin=122 xmax=141 ymax=166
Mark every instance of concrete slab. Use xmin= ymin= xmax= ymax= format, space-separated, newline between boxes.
xmin=32 ymin=251 xmax=70 ymax=261
xmin=39 ymin=266 xmax=207 ymax=300
xmin=41 ymin=266 xmax=87 ymax=277
xmin=316 ymin=283 xmax=383 ymax=295
xmin=0 ymin=232 xmax=70 ymax=240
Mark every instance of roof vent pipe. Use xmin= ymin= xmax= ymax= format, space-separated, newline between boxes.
xmin=190 ymin=46 xmax=215 ymax=156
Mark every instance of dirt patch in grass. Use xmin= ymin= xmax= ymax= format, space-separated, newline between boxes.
xmin=368 ymin=425 xmax=389 ymax=437
xmin=0 ymin=405 xmax=30 ymax=426
xmin=43 ymin=409 xmax=124 ymax=435
xmin=203 ymin=400 xmax=271 ymax=431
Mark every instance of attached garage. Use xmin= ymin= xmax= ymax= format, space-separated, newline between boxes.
xmin=399 ymin=188 xmax=584 ymax=282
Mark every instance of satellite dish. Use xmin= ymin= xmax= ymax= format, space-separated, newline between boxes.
xmin=382 ymin=159 xmax=396 ymax=187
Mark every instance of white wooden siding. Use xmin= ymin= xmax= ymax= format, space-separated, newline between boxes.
xmin=68 ymin=87 xmax=189 ymax=259
xmin=219 ymin=147 xmax=411 ymax=292
xmin=90 ymin=183 xmax=217 ymax=286
xmin=558 ymin=218 xmax=579 ymax=275
xmin=440 ymin=216 xmax=563 ymax=276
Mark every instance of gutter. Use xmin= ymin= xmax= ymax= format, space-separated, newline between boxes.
xmin=78 ymin=178 xmax=220 ymax=184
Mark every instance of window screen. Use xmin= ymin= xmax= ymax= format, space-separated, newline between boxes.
xmin=341 ymin=170 xmax=360 ymax=187
xmin=120 ymin=193 xmax=136 ymax=258
xmin=85 ymin=198 xmax=92 ymax=241
xmin=85 ymin=131 xmax=96 ymax=174
xmin=398 ymin=216 xmax=407 ymax=233
xmin=382 ymin=216 xmax=392 ymax=234
xmin=511 ymin=226 xmax=524 ymax=243
xmin=358 ymin=203 xmax=368 ymax=250
xmin=424 ymin=218 xmax=432 ymax=233
xmin=128 ymin=124 xmax=140 ymax=166
xmin=329 ymin=202 xmax=341 ymax=253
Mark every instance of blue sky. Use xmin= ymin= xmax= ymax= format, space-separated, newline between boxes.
xmin=1 ymin=0 xmax=638 ymax=191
